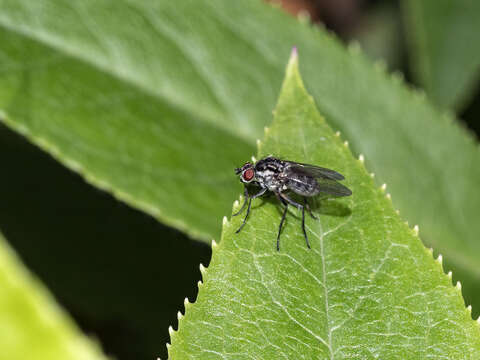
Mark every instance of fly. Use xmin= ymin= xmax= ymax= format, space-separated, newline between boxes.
xmin=234 ymin=156 xmax=352 ymax=250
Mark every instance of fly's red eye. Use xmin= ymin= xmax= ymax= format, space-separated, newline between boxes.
xmin=242 ymin=168 xmax=254 ymax=181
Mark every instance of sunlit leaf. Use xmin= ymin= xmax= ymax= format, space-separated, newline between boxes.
xmin=169 ymin=52 xmax=480 ymax=359
xmin=0 ymin=231 xmax=108 ymax=360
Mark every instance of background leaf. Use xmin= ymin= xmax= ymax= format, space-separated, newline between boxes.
xmin=1 ymin=0 xmax=480 ymax=316
xmin=402 ymin=0 xmax=480 ymax=110
xmin=0 ymin=2 xmax=253 ymax=241
xmin=0 ymin=123 xmax=210 ymax=360
xmin=0 ymin=230 xmax=108 ymax=360
xmin=170 ymin=52 xmax=480 ymax=360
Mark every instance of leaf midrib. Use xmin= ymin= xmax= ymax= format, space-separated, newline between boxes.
xmin=316 ymin=220 xmax=334 ymax=359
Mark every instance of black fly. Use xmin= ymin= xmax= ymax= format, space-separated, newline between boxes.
xmin=234 ymin=156 xmax=352 ymax=250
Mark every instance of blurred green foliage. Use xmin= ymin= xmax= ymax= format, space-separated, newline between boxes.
xmin=403 ymin=0 xmax=480 ymax=110
xmin=0 ymin=0 xmax=479 ymax=359
xmin=0 ymin=124 xmax=211 ymax=359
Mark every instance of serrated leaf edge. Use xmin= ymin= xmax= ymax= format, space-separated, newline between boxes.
xmin=167 ymin=134 xmax=480 ymax=358
xmin=166 ymin=48 xmax=480 ymax=354
xmin=0 ymin=112 xmax=212 ymax=243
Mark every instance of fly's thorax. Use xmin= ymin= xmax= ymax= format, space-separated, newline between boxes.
xmin=253 ymin=159 xmax=284 ymax=191
xmin=255 ymin=168 xmax=284 ymax=191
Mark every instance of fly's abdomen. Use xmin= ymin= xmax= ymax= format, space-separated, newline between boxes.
xmin=286 ymin=174 xmax=319 ymax=197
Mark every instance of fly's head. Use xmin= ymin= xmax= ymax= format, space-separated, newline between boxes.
xmin=235 ymin=162 xmax=256 ymax=184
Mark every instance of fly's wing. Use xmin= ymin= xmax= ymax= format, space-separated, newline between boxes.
xmin=286 ymin=162 xmax=345 ymax=180
xmin=315 ymin=178 xmax=352 ymax=197
xmin=285 ymin=163 xmax=352 ymax=197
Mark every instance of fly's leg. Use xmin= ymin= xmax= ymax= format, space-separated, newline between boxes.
xmin=279 ymin=193 xmax=311 ymax=249
xmin=279 ymin=192 xmax=303 ymax=209
xmin=277 ymin=205 xmax=289 ymax=251
xmin=235 ymin=197 xmax=252 ymax=233
xmin=275 ymin=193 xmax=289 ymax=251
xmin=233 ymin=186 xmax=249 ymax=216
xmin=235 ymin=187 xmax=267 ymax=233
xmin=305 ymin=197 xmax=318 ymax=220
xmin=301 ymin=202 xmax=311 ymax=249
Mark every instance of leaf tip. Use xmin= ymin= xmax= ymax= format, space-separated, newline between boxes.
xmin=456 ymin=281 xmax=462 ymax=291
xmin=436 ymin=254 xmax=443 ymax=266
xmin=177 ymin=311 xmax=183 ymax=321
xmin=212 ymin=239 xmax=218 ymax=248
xmin=168 ymin=325 xmax=175 ymax=336
xmin=395 ymin=209 xmax=400 ymax=215
xmin=291 ymin=46 xmax=298 ymax=58
xmin=386 ymin=193 xmax=391 ymax=200
xmin=184 ymin=297 xmax=190 ymax=307
xmin=477 ymin=315 xmax=480 ymax=324
xmin=343 ymin=140 xmax=349 ymax=147
xmin=198 ymin=280 xmax=203 ymax=288
xmin=358 ymin=154 xmax=365 ymax=163
xmin=199 ymin=263 xmax=206 ymax=275
xmin=413 ymin=225 xmax=419 ymax=235
xmin=286 ymin=46 xmax=300 ymax=78
xmin=264 ymin=126 xmax=270 ymax=134
xmin=233 ymin=200 xmax=240 ymax=210
xmin=223 ymin=216 xmax=229 ymax=226
xmin=335 ymin=130 xmax=341 ymax=137
xmin=370 ymin=172 xmax=375 ymax=178
xmin=256 ymin=139 xmax=262 ymax=149
xmin=467 ymin=305 xmax=472 ymax=313
xmin=381 ymin=183 xmax=387 ymax=191
xmin=447 ymin=271 xmax=453 ymax=279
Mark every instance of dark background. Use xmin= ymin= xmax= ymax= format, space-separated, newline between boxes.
xmin=1 ymin=1 xmax=478 ymax=359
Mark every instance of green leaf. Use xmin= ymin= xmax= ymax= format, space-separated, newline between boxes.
xmin=169 ymin=53 xmax=480 ymax=359
xmin=402 ymin=0 xmax=480 ymax=109
xmin=1 ymin=0 xmax=480 ymax=299
xmin=0 ymin=0 xmax=253 ymax=242
xmin=0 ymin=123 xmax=211 ymax=360
xmin=0 ymin=230 xmax=108 ymax=360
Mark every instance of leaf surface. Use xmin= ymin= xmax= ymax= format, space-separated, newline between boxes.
xmin=403 ymin=0 xmax=480 ymax=109
xmin=0 ymin=231 xmax=107 ymax=360
xmin=0 ymin=0 xmax=480 ymax=295
xmin=169 ymin=53 xmax=480 ymax=359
